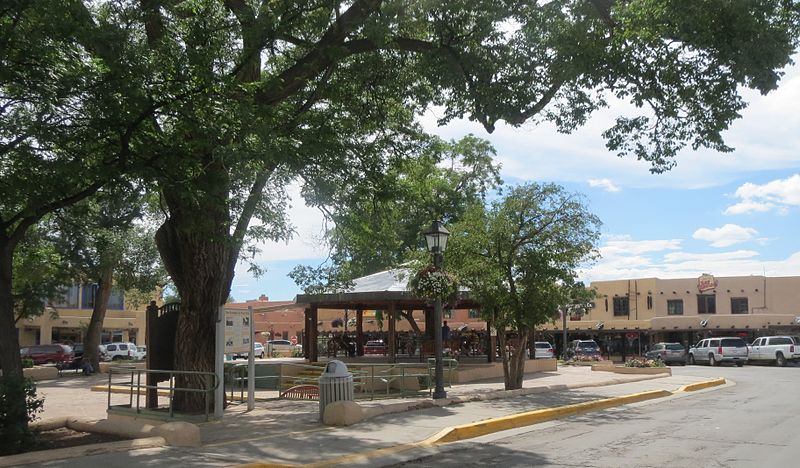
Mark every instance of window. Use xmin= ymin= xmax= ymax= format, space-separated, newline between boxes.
xmin=81 ymin=284 xmax=97 ymax=309
xmin=768 ymin=337 xmax=792 ymax=345
xmin=51 ymin=285 xmax=79 ymax=309
xmin=667 ymin=300 xmax=684 ymax=316
xmin=613 ymin=297 xmax=629 ymax=316
xmin=731 ymin=297 xmax=748 ymax=314
xmin=107 ymin=288 xmax=125 ymax=310
xmin=697 ymin=294 xmax=716 ymax=314
xmin=468 ymin=309 xmax=481 ymax=319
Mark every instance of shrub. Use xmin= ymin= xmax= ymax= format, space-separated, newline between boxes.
xmin=0 ymin=376 xmax=45 ymax=455
xmin=21 ymin=358 xmax=34 ymax=369
xmin=624 ymin=358 xmax=665 ymax=368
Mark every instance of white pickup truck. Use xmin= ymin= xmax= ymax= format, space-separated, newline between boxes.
xmin=748 ymin=336 xmax=799 ymax=366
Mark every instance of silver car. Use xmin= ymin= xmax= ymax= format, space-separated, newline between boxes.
xmin=644 ymin=342 xmax=686 ymax=365
xmin=688 ymin=337 xmax=748 ymax=366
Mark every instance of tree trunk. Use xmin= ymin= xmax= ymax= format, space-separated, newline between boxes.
xmin=155 ymin=157 xmax=233 ymax=413
xmin=400 ymin=310 xmax=421 ymax=335
xmin=0 ymin=241 xmax=28 ymax=437
xmin=84 ymin=264 xmax=114 ymax=371
xmin=499 ymin=329 xmax=529 ymax=391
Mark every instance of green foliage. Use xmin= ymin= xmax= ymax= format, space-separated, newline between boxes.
xmin=11 ymin=220 xmax=71 ymax=322
xmin=293 ymin=135 xmax=502 ymax=291
xmin=0 ymin=377 xmax=44 ymax=456
xmin=448 ymin=182 xmax=602 ymax=332
xmin=20 ymin=359 xmax=34 ymax=369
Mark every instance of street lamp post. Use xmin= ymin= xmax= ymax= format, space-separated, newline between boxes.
xmin=424 ymin=220 xmax=449 ymax=400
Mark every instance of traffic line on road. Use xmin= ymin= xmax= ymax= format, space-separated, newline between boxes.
xmin=677 ymin=377 xmax=726 ymax=392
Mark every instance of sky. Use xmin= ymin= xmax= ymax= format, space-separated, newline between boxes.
xmin=230 ymin=59 xmax=800 ymax=302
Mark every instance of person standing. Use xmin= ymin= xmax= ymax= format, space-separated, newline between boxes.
xmin=442 ymin=321 xmax=451 ymax=341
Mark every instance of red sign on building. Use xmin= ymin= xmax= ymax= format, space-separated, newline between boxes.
xmin=697 ymin=274 xmax=717 ymax=292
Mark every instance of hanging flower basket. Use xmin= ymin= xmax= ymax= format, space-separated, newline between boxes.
xmin=409 ymin=266 xmax=459 ymax=302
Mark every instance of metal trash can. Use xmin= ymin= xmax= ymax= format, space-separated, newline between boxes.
xmin=318 ymin=360 xmax=354 ymax=420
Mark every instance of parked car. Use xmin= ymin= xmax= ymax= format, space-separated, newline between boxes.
xmin=644 ymin=342 xmax=686 ymax=365
xmin=20 ymin=344 xmax=74 ymax=365
xmin=232 ymin=342 xmax=265 ymax=359
xmin=103 ymin=342 xmax=137 ymax=361
xmin=566 ymin=340 xmax=601 ymax=360
xmin=134 ymin=345 xmax=147 ymax=361
xmin=266 ymin=340 xmax=301 ymax=356
xmin=688 ymin=337 xmax=748 ymax=366
xmin=748 ymin=336 xmax=798 ymax=366
xmin=71 ymin=343 xmax=107 ymax=361
xmin=532 ymin=342 xmax=555 ymax=359
xmin=363 ymin=340 xmax=387 ymax=355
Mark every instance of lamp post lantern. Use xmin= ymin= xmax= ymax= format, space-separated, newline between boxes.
xmin=424 ymin=220 xmax=449 ymax=400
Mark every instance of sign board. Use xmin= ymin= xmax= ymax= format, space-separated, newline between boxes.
xmin=697 ymin=274 xmax=717 ymax=292
xmin=224 ymin=308 xmax=252 ymax=354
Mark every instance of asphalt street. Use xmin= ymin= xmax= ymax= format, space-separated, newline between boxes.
xmin=391 ymin=364 xmax=800 ymax=468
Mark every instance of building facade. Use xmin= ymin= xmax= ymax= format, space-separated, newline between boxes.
xmin=16 ymin=284 xmax=148 ymax=346
xmin=540 ymin=274 xmax=800 ymax=357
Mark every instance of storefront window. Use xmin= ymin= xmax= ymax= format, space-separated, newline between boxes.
xmin=731 ymin=297 xmax=748 ymax=314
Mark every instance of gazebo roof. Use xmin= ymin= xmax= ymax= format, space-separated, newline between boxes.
xmin=294 ymin=267 xmax=477 ymax=310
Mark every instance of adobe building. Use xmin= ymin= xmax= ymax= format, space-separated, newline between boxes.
xmin=540 ymin=274 xmax=800 ymax=358
xmin=16 ymin=284 xmax=148 ymax=346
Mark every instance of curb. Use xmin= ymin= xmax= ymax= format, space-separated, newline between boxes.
xmin=678 ymin=377 xmax=726 ymax=392
xmin=0 ymin=436 xmax=167 ymax=467
xmin=422 ymin=389 xmax=672 ymax=444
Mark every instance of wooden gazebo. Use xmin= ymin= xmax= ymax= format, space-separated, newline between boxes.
xmin=295 ymin=268 xmax=487 ymax=363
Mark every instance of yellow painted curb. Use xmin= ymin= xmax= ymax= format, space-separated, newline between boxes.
xmin=229 ymin=389 xmax=674 ymax=468
xmin=678 ymin=378 xmax=726 ymax=392
xmin=425 ymin=389 xmax=672 ymax=445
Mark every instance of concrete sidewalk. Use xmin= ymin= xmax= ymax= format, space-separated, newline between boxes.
xmin=16 ymin=366 xmax=726 ymax=467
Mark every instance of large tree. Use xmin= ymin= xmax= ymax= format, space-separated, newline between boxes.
xmin=447 ymin=183 xmax=601 ymax=390
xmin=3 ymin=0 xmax=798 ymax=417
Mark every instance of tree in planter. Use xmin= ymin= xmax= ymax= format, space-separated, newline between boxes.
xmin=52 ymin=188 xmax=166 ymax=371
xmin=9 ymin=0 xmax=798 ymax=414
xmin=447 ymin=183 xmax=601 ymax=390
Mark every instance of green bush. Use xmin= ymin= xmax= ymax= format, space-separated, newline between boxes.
xmin=21 ymin=358 xmax=34 ymax=369
xmin=0 ymin=376 xmax=45 ymax=455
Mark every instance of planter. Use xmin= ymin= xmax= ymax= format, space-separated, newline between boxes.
xmin=98 ymin=361 xmax=147 ymax=374
xmin=23 ymin=366 xmax=59 ymax=381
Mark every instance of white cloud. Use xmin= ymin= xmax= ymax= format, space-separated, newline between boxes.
xmin=724 ymin=201 xmax=776 ymax=215
xmin=725 ymin=174 xmax=800 ymax=215
xmin=588 ymin=178 xmax=621 ymax=192
xmin=599 ymin=236 xmax=682 ymax=257
xmin=243 ymin=181 xmax=330 ymax=263
xmin=692 ymin=224 xmax=758 ymax=247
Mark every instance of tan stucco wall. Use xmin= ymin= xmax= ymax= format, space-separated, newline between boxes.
xmin=16 ymin=304 xmax=148 ymax=346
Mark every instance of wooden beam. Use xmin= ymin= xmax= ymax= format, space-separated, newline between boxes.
xmin=388 ymin=302 xmax=396 ymax=363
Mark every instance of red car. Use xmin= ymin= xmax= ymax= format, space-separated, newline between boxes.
xmin=20 ymin=344 xmax=74 ymax=365
xmin=363 ymin=340 xmax=386 ymax=355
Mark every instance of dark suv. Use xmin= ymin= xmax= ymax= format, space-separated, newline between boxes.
xmin=20 ymin=344 xmax=74 ymax=365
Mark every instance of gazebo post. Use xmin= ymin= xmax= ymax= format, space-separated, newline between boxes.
xmin=388 ymin=302 xmax=397 ymax=363
xmin=310 ymin=306 xmax=318 ymax=362
xmin=356 ymin=308 xmax=364 ymax=356
xmin=303 ymin=307 xmax=311 ymax=362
